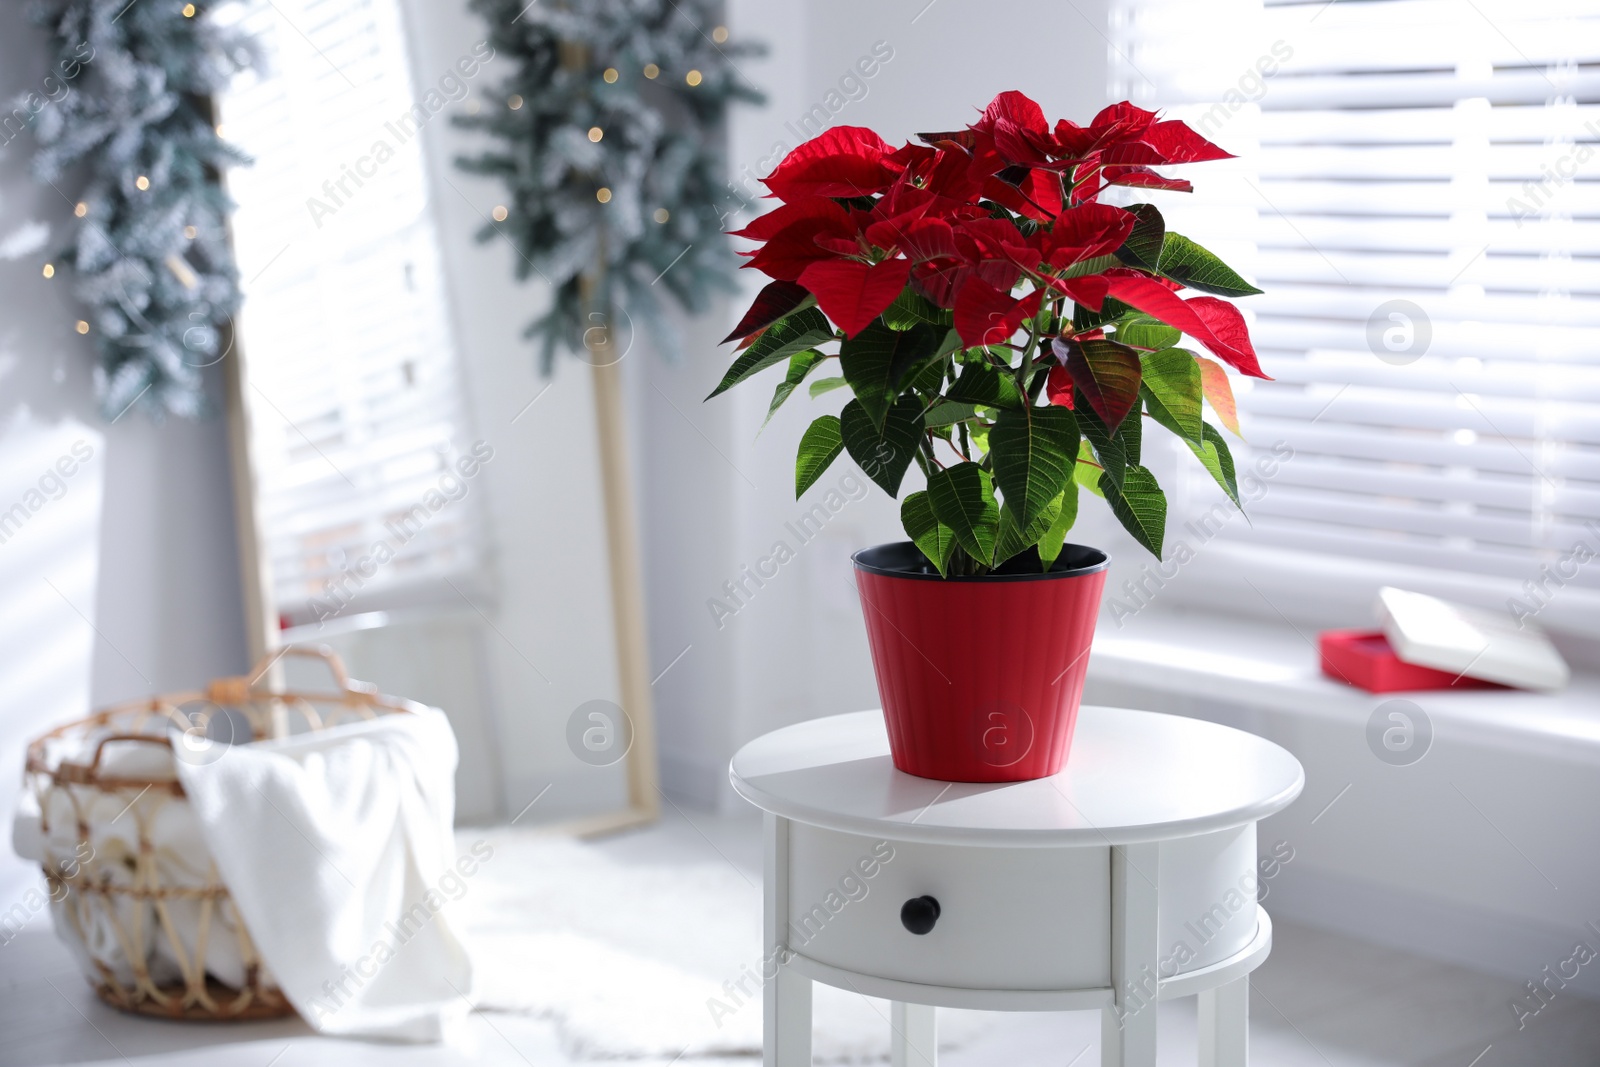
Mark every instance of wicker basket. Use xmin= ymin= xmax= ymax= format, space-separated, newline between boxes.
xmin=23 ymin=646 xmax=419 ymax=1021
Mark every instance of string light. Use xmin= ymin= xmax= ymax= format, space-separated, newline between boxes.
xmin=75 ymin=320 xmax=90 ymax=334
xmin=508 ymin=94 xmax=523 ymax=110
xmin=74 ymin=202 xmax=87 ymax=217
xmin=491 ymin=205 xmax=509 ymax=221
xmin=42 ymin=263 xmax=54 ymax=278
xmin=135 ymin=175 xmax=150 ymax=190
xmin=182 ymin=3 xmax=195 ymax=15
xmin=712 ymin=26 xmax=729 ymax=43
xmin=588 ymin=126 xmax=603 ymax=142
xmin=685 ymin=70 xmax=703 ymax=87
xmin=603 ymin=68 xmax=619 ymax=84
xmin=214 ymin=124 xmax=226 ymax=137
xmin=596 ymin=187 xmax=612 ymax=204
xmin=653 ymin=208 xmax=669 ymax=224
xmin=184 ymin=225 xmax=197 ymax=239
xmin=642 ymin=63 xmax=659 ymax=79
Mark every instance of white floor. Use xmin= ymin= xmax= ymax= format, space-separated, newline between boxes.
xmin=4 ymin=806 xmax=1598 ymax=1067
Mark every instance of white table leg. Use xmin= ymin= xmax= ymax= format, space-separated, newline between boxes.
xmin=768 ymin=965 xmax=812 ymax=1067
xmin=890 ymin=1002 xmax=936 ymax=1067
xmin=1102 ymin=842 xmax=1159 ymax=1067
xmin=1198 ymin=977 xmax=1249 ymax=1067
xmin=765 ymin=814 xmax=812 ymax=1067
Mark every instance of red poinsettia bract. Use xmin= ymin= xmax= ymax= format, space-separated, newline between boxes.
xmin=727 ymin=91 xmax=1266 ymax=383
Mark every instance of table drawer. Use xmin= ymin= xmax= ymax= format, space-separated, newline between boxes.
xmin=787 ymin=824 xmax=1110 ymax=990
xmin=785 ymin=823 xmax=1259 ymax=991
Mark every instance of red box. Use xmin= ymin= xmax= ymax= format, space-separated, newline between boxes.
xmin=1318 ymin=630 xmax=1498 ymax=693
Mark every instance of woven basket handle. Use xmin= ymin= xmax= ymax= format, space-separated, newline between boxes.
xmin=208 ymin=645 xmax=378 ymax=706
xmin=85 ymin=734 xmax=179 ymax=777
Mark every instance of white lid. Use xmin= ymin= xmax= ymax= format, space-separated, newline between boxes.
xmin=1378 ymin=586 xmax=1570 ymax=691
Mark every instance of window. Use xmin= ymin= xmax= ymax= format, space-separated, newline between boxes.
xmin=217 ymin=0 xmax=482 ymax=625
xmin=1113 ymin=0 xmax=1600 ymax=620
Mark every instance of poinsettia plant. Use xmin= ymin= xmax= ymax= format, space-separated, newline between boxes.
xmin=708 ymin=92 xmax=1267 ymax=577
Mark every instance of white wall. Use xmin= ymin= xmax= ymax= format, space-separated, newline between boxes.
xmin=0 ymin=7 xmax=250 ymax=903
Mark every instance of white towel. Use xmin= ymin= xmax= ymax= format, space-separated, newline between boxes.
xmin=174 ymin=707 xmax=470 ymax=1041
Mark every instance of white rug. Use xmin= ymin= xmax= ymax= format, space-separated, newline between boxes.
xmin=459 ymin=829 xmax=993 ymax=1061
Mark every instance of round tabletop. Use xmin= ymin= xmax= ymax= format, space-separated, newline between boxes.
xmin=729 ymin=707 xmax=1304 ymax=847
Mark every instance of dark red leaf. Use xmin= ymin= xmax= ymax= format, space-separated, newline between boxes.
xmin=728 ymin=196 xmax=851 ymax=242
xmin=744 ymin=217 xmax=853 ymax=280
xmin=1104 ymin=272 xmax=1269 ymax=378
xmin=1053 ymin=336 xmax=1142 ymax=431
xmin=921 ymin=148 xmax=984 ymax=201
xmin=1135 ymin=120 xmax=1232 ymax=164
xmin=1186 ymin=296 xmax=1269 ymax=379
xmin=1045 ymin=202 xmax=1138 ymax=267
xmin=953 ymin=280 xmax=1042 ymax=349
xmin=763 ymin=126 xmax=899 ymax=202
xmin=1046 ymin=365 xmax=1076 ymax=409
xmin=1100 ymin=165 xmax=1194 ymax=193
xmin=895 ymin=217 xmax=958 ymax=262
xmin=980 ymin=91 xmax=1051 ymax=137
xmin=722 ymin=281 xmax=812 ymax=344
xmin=916 ymin=129 xmax=977 ymax=151
xmin=1088 ymin=101 xmax=1159 ymax=145
xmin=799 ymin=257 xmax=911 ymax=338
xmin=1047 ymin=273 xmax=1109 ymax=312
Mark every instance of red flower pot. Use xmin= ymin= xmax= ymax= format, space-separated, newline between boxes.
xmin=852 ymin=541 xmax=1109 ymax=782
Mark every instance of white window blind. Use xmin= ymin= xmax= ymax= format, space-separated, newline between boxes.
xmin=1113 ymin=0 xmax=1600 ymax=598
xmin=217 ymin=0 xmax=482 ymax=623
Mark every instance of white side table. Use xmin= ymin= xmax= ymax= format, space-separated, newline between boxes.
xmin=729 ymin=707 xmax=1304 ymax=1067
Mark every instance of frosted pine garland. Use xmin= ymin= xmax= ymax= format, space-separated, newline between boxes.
xmin=22 ymin=0 xmax=255 ymax=419
xmin=453 ymin=0 xmax=762 ymax=369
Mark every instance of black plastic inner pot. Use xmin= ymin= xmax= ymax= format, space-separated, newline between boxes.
xmin=852 ymin=541 xmax=1110 ymax=582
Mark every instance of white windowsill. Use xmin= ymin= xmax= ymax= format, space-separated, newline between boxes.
xmin=1088 ymin=606 xmax=1600 ymax=768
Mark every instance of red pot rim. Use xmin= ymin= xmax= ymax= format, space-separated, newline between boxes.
xmin=851 ymin=541 xmax=1110 ymax=583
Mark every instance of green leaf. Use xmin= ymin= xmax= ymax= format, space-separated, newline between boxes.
xmin=946 ymin=362 xmax=1024 ymax=409
xmin=707 ymin=308 xmax=834 ymax=399
xmin=901 ymin=491 xmax=956 ymax=576
xmin=883 ymin=288 xmax=953 ymax=330
xmin=1114 ymin=204 xmax=1165 ymax=272
xmin=809 ymin=375 xmax=848 ymax=399
xmin=1075 ymin=440 xmax=1105 ymax=498
xmin=1186 ymin=421 xmax=1242 ymax=508
xmin=1056 ymin=337 xmax=1142 ymax=433
xmin=795 ymin=415 xmax=844 ymax=498
xmin=841 ymin=395 xmax=924 ymax=496
xmin=1057 ymin=253 xmax=1122 ymax=280
xmin=905 ymin=331 xmax=962 ymax=395
xmin=1139 ymin=347 xmax=1203 ymax=444
xmin=927 ymin=462 xmax=999 ymax=566
xmin=839 ymin=320 xmax=940 ymax=428
xmin=989 ymin=407 xmax=1078 ymax=528
xmin=1100 ymin=464 xmax=1166 ymax=557
xmin=908 ymin=348 xmax=953 ymax=398
xmin=1114 ymin=314 xmax=1180 ymax=351
xmin=1072 ymin=296 xmax=1134 ymax=334
xmin=1037 ymin=481 xmax=1080 ymax=566
xmin=925 ymin=400 xmax=981 ymax=428
xmin=994 ymin=491 xmax=1061 ymax=567
xmin=763 ymin=350 xmax=827 ymax=428
xmin=1077 ymin=400 xmax=1140 ymax=492
xmin=1158 ymin=233 xmax=1263 ymax=297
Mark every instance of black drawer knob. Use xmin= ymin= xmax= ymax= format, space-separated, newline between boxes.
xmin=900 ymin=895 xmax=941 ymax=935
